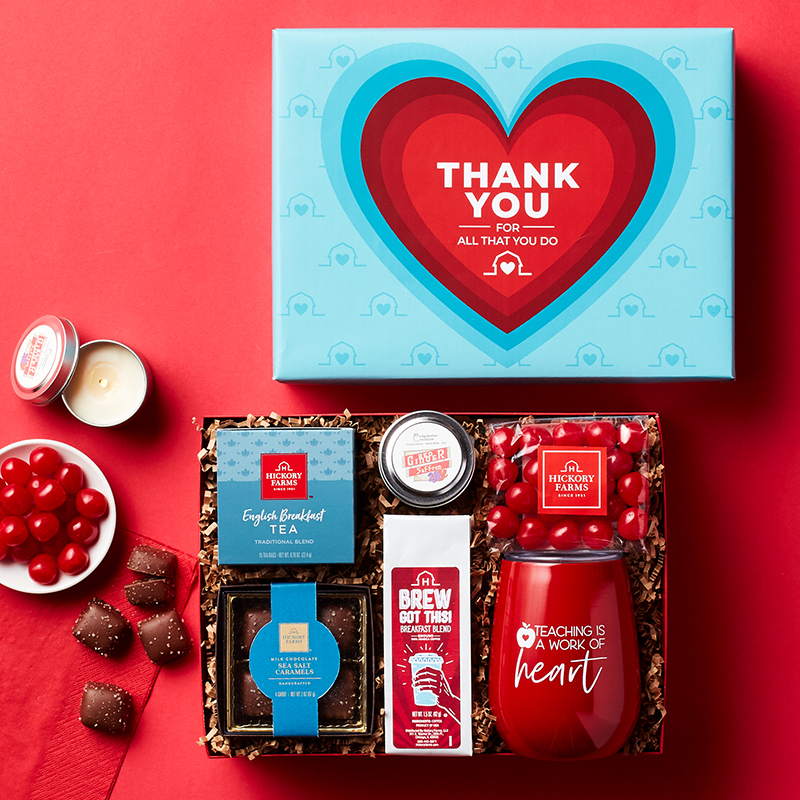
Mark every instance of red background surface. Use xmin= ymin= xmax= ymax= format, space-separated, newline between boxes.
xmin=0 ymin=1 xmax=797 ymax=797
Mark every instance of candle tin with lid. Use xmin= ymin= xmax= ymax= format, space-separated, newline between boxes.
xmin=11 ymin=316 xmax=152 ymax=427
xmin=378 ymin=411 xmax=476 ymax=508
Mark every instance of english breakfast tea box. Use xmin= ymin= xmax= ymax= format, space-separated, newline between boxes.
xmin=216 ymin=427 xmax=356 ymax=565
xmin=273 ymin=28 xmax=734 ymax=381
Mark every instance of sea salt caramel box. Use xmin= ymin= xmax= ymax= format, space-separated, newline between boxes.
xmin=273 ymin=28 xmax=734 ymax=381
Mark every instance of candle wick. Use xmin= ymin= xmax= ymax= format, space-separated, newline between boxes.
xmin=99 ymin=378 xmax=108 ymax=388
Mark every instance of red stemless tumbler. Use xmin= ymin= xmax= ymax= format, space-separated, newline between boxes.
xmin=489 ymin=550 xmax=640 ymax=759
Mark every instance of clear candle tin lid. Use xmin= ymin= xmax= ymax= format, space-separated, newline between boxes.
xmin=10 ymin=315 xmax=79 ymax=406
xmin=378 ymin=410 xmax=475 ymax=508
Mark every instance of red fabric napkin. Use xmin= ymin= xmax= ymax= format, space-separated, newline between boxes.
xmin=0 ymin=528 xmax=197 ymax=800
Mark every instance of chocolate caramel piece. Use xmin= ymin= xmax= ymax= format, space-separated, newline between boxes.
xmin=238 ymin=665 xmax=273 ymax=718
xmin=80 ymin=681 xmax=132 ymax=733
xmin=318 ymin=601 xmax=358 ymax=653
xmin=124 ymin=577 xmax=174 ymax=607
xmin=137 ymin=609 xmax=192 ymax=664
xmin=126 ymin=544 xmax=177 ymax=578
xmin=319 ymin=664 xmax=357 ymax=722
xmin=239 ymin=606 xmax=272 ymax=652
xmin=72 ymin=598 xmax=131 ymax=657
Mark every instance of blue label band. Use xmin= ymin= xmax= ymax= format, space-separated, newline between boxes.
xmin=249 ymin=583 xmax=340 ymax=737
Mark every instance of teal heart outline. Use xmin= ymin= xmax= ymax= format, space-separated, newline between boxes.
xmin=322 ymin=43 xmax=695 ymax=366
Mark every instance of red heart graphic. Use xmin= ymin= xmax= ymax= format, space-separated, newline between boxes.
xmin=362 ymin=78 xmax=655 ymax=333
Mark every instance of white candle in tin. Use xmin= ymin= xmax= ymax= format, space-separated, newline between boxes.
xmin=62 ymin=341 xmax=149 ymax=427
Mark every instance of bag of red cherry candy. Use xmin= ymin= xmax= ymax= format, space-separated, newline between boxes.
xmin=483 ymin=415 xmax=658 ymax=556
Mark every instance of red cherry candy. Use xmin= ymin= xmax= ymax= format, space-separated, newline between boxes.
xmin=618 ymin=506 xmax=648 ymax=540
xmin=54 ymin=462 xmax=84 ymax=495
xmin=582 ymin=519 xmax=614 ymax=549
xmin=10 ymin=535 xmax=42 ymax=563
xmin=487 ymin=457 xmax=519 ymax=492
xmin=489 ymin=426 xmax=520 ymax=458
xmin=518 ymin=425 xmax=553 ymax=455
xmin=618 ymin=421 xmax=647 ymax=453
xmin=486 ymin=505 xmax=520 ymax=539
xmin=607 ymin=448 xmax=634 ymax=480
xmin=67 ymin=516 xmax=100 ymax=546
xmin=41 ymin=527 xmax=70 ymax=557
xmin=505 ymin=482 xmax=537 ymax=515
xmin=583 ymin=420 xmax=617 ymax=449
xmin=617 ymin=472 xmax=649 ymax=507
xmin=607 ymin=493 xmax=626 ymax=522
xmin=76 ymin=488 xmax=108 ymax=520
xmin=58 ymin=542 xmax=90 ymax=575
xmin=1 ymin=483 xmax=33 ymax=516
xmin=28 ymin=553 xmax=59 ymax=585
xmin=0 ymin=516 xmax=30 ymax=547
xmin=549 ymin=519 xmax=582 ymax=550
xmin=522 ymin=457 xmax=539 ymax=487
xmin=34 ymin=479 xmax=67 ymax=512
xmin=552 ymin=422 xmax=584 ymax=447
xmin=29 ymin=446 xmax=61 ymax=477
xmin=54 ymin=496 xmax=78 ymax=524
xmin=27 ymin=511 xmax=61 ymax=542
xmin=1 ymin=457 xmax=32 ymax=486
xmin=516 ymin=517 xmax=549 ymax=549
xmin=26 ymin=475 xmax=47 ymax=495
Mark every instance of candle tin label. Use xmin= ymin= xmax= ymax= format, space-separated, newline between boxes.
xmin=273 ymin=28 xmax=733 ymax=381
xmin=217 ymin=428 xmax=355 ymax=565
xmin=15 ymin=323 xmax=60 ymax=388
xmin=392 ymin=420 xmax=460 ymax=493
xmin=538 ymin=446 xmax=608 ymax=516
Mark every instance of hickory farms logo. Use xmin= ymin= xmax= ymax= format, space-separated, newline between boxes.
xmin=514 ymin=622 xmax=608 ymax=695
xmin=278 ymin=623 xmax=309 ymax=653
xmin=538 ymin=446 xmax=607 ymax=516
xmin=261 ymin=453 xmax=308 ymax=500
xmin=436 ymin=161 xmax=579 ymax=221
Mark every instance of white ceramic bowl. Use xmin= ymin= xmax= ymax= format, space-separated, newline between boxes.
xmin=0 ymin=439 xmax=116 ymax=594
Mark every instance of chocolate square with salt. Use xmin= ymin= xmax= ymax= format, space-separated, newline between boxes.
xmin=72 ymin=598 xmax=131 ymax=657
xmin=238 ymin=606 xmax=271 ymax=654
xmin=137 ymin=609 xmax=192 ymax=664
xmin=125 ymin=577 xmax=174 ymax=607
xmin=236 ymin=664 xmax=273 ymax=719
xmin=80 ymin=681 xmax=132 ymax=733
xmin=127 ymin=544 xmax=177 ymax=578
xmin=318 ymin=599 xmax=359 ymax=658
xmin=319 ymin=664 xmax=358 ymax=722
